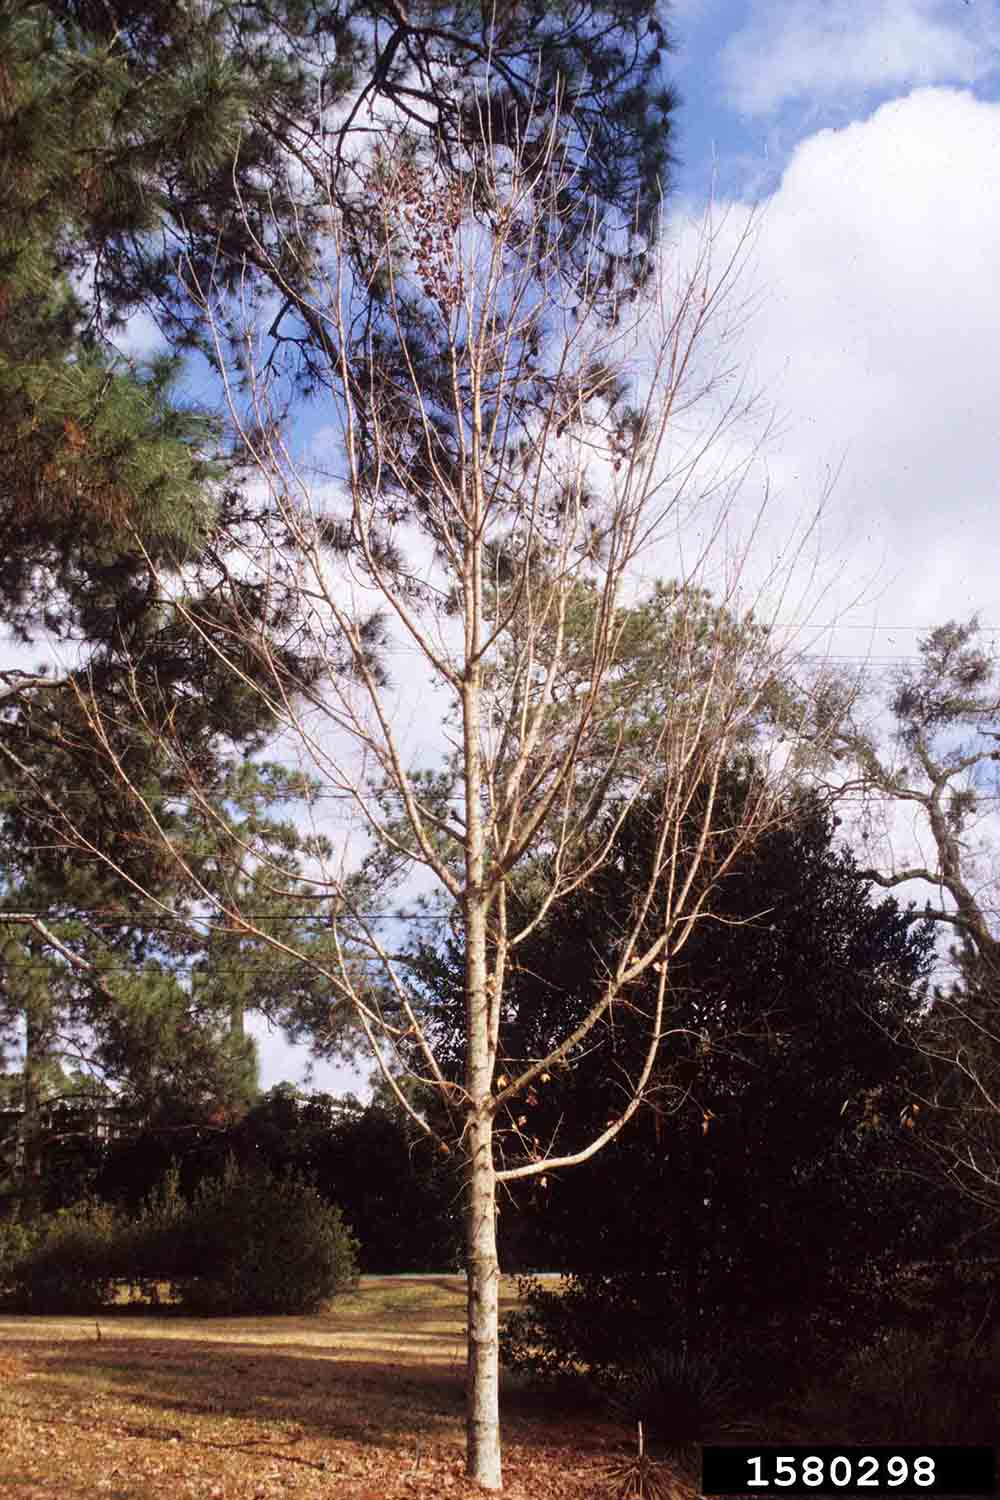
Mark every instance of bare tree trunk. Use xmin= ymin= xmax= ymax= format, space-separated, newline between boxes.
xmin=466 ymin=1108 xmax=502 ymax=1489
xmin=21 ymin=1004 xmax=45 ymax=1215
xmin=462 ymin=497 xmax=503 ymax=1486
xmin=812 ymin=620 xmax=1000 ymax=1209
xmin=464 ymin=836 xmax=503 ymax=1487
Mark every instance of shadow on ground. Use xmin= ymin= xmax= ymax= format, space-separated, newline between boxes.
xmin=1 ymin=1334 xmax=471 ymax=1446
xmin=0 ymin=1321 xmax=579 ymax=1450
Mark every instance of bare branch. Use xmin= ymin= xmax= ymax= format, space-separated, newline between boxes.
xmin=26 ymin=99 xmax=824 ymax=1490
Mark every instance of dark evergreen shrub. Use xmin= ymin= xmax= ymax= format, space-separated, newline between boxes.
xmin=5 ymin=1201 xmax=118 ymax=1312
xmin=0 ymin=1163 xmax=359 ymax=1316
xmin=117 ymin=1165 xmax=190 ymax=1299
xmin=168 ymin=1162 xmax=359 ymax=1314
xmin=94 ymin=1094 xmax=461 ymax=1274
xmin=604 ymin=1346 xmax=744 ymax=1444
xmin=0 ymin=1213 xmax=42 ymax=1304
xmin=801 ymin=1326 xmax=1000 ymax=1444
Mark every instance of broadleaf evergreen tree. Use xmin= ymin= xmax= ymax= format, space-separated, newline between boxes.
xmin=461 ymin=789 xmax=938 ymax=1404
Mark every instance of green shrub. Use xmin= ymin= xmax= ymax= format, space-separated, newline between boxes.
xmin=500 ymin=1272 xmax=688 ymax=1385
xmin=800 ymin=1326 xmax=1000 ymax=1444
xmin=168 ymin=1161 xmax=360 ymax=1314
xmin=605 ymin=1346 xmax=745 ymax=1445
xmin=0 ymin=1164 xmax=359 ymax=1317
xmin=115 ymin=1165 xmax=189 ymax=1302
xmin=0 ymin=1212 xmax=42 ymax=1303
xmin=500 ymin=1274 xmax=596 ymax=1384
xmin=6 ymin=1201 xmax=119 ymax=1312
xmin=501 ymin=1276 xmax=749 ymax=1445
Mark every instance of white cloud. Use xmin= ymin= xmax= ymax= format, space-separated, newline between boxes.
xmin=112 ymin=307 xmax=167 ymax=362
xmin=250 ymin=1015 xmax=367 ymax=1097
xmin=720 ymin=0 xmax=998 ymax=118
xmin=644 ymin=90 xmax=1000 ymax=943
xmin=713 ymin=86 xmax=1000 ymax=637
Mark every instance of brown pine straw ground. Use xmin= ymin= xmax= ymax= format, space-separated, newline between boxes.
xmin=0 ymin=1276 xmax=701 ymax=1500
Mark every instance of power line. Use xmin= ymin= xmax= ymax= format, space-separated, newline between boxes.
xmin=42 ymin=779 xmax=1000 ymax=806
xmin=0 ymin=908 xmax=444 ymax=923
xmin=773 ymin=622 xmax=1000 ymax=633
xmin=3 ymin=893 xmax=999 ymax=933
xmin=0 ymin=961 xmax=395 ymax=975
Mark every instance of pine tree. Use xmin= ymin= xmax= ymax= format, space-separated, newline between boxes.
xmin=0 ymin=6 xmax=361 ymax=1199
xmin=2 ymin=4 xmax=712 ymax=1485
xmin=0 ymin=749 xmax=371 ymax=1215
xmin=7 ymin=0 xmax=677 ymax=391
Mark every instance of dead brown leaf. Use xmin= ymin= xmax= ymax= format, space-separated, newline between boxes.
xmin=0 ymin=1279 xmax=686 ymax=1500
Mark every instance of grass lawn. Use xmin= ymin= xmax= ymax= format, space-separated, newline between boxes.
xmin=0 ymin=1276 xmax=679 ymax=1500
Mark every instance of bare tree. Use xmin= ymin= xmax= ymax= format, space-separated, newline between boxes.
xmin=23 ymin=113 xmax=821 ymax=1488
xmin=809 ymin=619 xmax=1000 ymax=1211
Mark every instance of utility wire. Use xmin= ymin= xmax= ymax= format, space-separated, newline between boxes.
xmin=0 ymin=909 xmax=444 ymax=923
xmin=1 ymin=898 xmax=995 ymax=934
xmin=43 ymin=784 xmax=1000 ymax=805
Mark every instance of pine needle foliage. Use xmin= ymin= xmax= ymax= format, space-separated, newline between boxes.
xmin=4 ymin=0 xmax=678 ymax=389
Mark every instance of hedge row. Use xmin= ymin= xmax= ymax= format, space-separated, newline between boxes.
xmin=0 ymin=1162 xmax=359 ymax=1314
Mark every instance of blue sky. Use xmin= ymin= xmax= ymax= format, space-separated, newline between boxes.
xmin=674 ymin=0 xmax=1000 ymax=198
xmin=656 ymin=0 xmax=1000 ymax=628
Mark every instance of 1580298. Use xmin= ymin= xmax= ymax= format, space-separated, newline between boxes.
xmin=701 ymin=1446 xmax=997 ymax=1496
